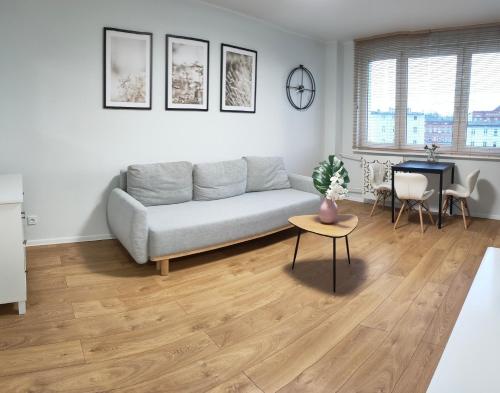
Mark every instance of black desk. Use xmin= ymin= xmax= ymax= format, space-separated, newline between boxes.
xmin=391 ymin=161 xmax=455 ymax=229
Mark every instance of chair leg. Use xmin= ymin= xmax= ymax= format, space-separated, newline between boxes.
xmin=418 ymin=204 xmax=424 ymax=234
xmin=394 ymin=201 xmax=406 ymax=230
xmin=423 ymin=202 xmax=434 ymax=225
xmin=464 ymin=199 xmax=472 ymax=228
xmin=370 ymin=193 xmax=381 ymax=216
xmin=442 ymin=196 xmax=450 ymax=217
xmin=460 ymin=199 xmax=468 ymax=230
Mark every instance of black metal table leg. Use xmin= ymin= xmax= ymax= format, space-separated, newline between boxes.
xmin=291 ymin=228 xmax=301 ymax=270
xmin=391 ymin=167 xmax=395 ymax=223
xmin=345 ymin=236 xmax=351 ymax=264
xmin=438 ymin=172 xmax=443 ymax=229
xmin=450 ymin=166 xmax=455 ymax=216
xmin=332 ymin=237 xmax=336 ymax=293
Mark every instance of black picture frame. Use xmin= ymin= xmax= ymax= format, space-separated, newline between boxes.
xmin=220 ymin=43 xmax=257 ymax=113
xmin=103 ymin=27 xmax=153 ymax=110
xmin=165 ymin=35 xmax=210 ymax=111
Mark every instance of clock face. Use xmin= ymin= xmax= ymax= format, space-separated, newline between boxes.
xmin=286 ymin=65 xmax=316 ymax=110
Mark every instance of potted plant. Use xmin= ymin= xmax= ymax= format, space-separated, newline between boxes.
xmin=312 ymin=155 xmax=350 ymax=224
xmin=424 ymin=144 xmax=439 ymax=162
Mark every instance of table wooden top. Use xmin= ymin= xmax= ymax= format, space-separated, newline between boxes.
xmin=288 ymin=214 xmax=358 ymax=238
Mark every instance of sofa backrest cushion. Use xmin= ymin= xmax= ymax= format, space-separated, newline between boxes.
xmin=193 ymin=159 xmax=247 ymax=201
xmin=127 ymin=161 xmax=193 ymax=206
xmin=244 ymin=156 xmax=291 ymax=192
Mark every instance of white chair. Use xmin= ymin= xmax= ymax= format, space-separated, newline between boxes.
xmin=394 ymin=172 xmax=434 ymax=234
xmin=442 ymin=169 xmax=480 ymax=230
xmin=368 ymin=163 xmax=392 ymax=216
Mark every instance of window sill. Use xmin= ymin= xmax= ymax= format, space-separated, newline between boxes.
xmin=352 ymin=149 xmax=500 ymax=162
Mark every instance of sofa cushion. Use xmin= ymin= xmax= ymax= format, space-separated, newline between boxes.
xmin=147 ymin=188 xmax=320 ymax=257
xmin=193 ymin=159 xmax=247 ymax=201
xmin=244 ymin=156 xmax=291 ymax=192
xmin=127 ymin=161 xmax=193 ymax=206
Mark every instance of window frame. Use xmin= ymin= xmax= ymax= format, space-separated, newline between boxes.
xmin=354 ymin=28 xmax=500 ymax=157
xmin=358 ymin=52 xmax=400 ymax=150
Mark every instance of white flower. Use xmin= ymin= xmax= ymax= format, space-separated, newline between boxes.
xmin=325 ymin=174 xmax=349 ymax=201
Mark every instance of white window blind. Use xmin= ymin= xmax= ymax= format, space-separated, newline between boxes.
xmin=353 ymin=24 xmax=500 ymax=156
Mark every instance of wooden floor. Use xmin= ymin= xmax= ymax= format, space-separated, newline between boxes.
xmin=1 ymin=200 xmax=499 ymax=393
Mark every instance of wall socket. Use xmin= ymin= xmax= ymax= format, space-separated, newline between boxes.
xmin=26 ymin=215 xmax=38 ymax=226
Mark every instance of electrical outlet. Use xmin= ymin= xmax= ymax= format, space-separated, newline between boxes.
xmin=26 ymin=215 xmax=38 ymax=226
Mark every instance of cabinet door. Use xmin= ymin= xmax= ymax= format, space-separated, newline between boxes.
xmin=0 ymin=203 xmax=27 ymax=304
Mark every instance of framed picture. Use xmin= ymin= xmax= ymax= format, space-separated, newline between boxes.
xmin=166 ymin=35 xmax=209 ymax=111
xmin=220 ymin=44 xmax=257 ymax=113
xmin=103 ymin=27 xmax=152 ymax=109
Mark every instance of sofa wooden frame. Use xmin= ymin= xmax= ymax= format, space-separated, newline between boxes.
xmin=151 ymin=224 xmax=293 ymax=275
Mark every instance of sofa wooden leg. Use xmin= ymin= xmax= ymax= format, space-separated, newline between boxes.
xmin=160 ymin=259 xmax=170 ymax=276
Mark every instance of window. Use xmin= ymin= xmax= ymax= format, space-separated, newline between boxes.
xmin=366 ymin=59 xmax=396 ymax=145
xmin=407 ymin=55 xmax=457 ymax=146
xmin=465 ymin=52 xmax=500 ymax=150
xmin=354 ymin=24 xmax=500 ymax=156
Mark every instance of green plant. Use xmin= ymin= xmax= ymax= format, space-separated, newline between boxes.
xmin=312 ymin=155 xmax=350 ymax=200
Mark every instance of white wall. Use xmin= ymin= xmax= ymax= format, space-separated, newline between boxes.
xmin=334 ymin=40 xmax=500 ymax=219
xmin=0 ymin=0 xmax=326 ymax=244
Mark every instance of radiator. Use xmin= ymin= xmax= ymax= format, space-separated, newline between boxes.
xmin=361 ymin=156 xmax=403 ymax=198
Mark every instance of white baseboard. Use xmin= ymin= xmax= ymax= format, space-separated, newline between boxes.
xmin=24 ymin=203 xmax=500 ymax=248
xmin=346 ymin=193 xmax=365 ymax=203
xmin=473 ymin=212 xmax=500 ymax=220
xmin=26 ymin=234 xmax=115 ymax=247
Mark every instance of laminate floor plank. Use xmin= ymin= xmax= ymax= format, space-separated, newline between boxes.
xmin=336 ymin=281 xmax=448 ymax=393
xmin=0 ymin=340 xmax=84 ymax=377
xmin=0 ymin=201 xmax=494 ymax=393
xmin=277 ymin=326 xmax=387 ymax=393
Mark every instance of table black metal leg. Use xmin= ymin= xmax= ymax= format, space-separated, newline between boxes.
xmin=332 ymin=237 xmax=336 ymax=293
xmin=438 ymin=172 xmax=443 ymax=229
xmin=291 ymin=228 xmax=301 ymax=270
xmin=450 ymin=166 xmax=455 ymax=216
xmin=391 ymin=167 xmax=395 ymax=223
xmin=345 ymin=236 xmax=351 ymax=264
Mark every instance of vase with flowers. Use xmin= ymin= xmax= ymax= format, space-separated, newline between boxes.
xmin=312 ymin=155 xmax=350 ymax=224
xmin=424 ymin=144 xmax=439 ymax=162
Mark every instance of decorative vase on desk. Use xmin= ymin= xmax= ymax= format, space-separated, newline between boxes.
xmin=319 ymin=199 xmax=338 ymax=224
xmin=424 ymin=144 xmax=439 ymax=162
xmin=312 ymin=155 xmax=350 ymax=224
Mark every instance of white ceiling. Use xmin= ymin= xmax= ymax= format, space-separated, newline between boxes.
xmin=199 ymin=0 xmax=500 ymax=42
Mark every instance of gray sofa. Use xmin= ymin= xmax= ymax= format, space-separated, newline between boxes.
xmin=107 ymin=157 xmax=320 ymax=275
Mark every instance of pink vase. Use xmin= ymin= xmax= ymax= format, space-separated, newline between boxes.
xmin=319 ymin=199 xmax=338 ymax=224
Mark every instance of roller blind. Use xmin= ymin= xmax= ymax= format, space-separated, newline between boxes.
xmin=353 ymin=24 xmax=500 ymax=156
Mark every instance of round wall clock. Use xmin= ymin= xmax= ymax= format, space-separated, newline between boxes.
xmin=286 ymin=65 xmax=316 ymax=110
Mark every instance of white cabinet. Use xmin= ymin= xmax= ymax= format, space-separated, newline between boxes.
xmin=0 ymin=174 xmax=27 ymax=314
